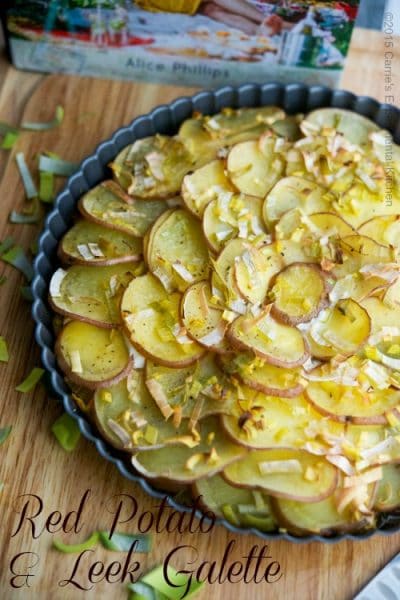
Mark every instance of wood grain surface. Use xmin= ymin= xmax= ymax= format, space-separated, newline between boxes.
xmin=0 ymin=28 xmax=399 ymax=600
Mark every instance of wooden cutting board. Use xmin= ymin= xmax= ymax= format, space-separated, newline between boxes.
xmin=0 ymin=28 xmax=399 ymax=600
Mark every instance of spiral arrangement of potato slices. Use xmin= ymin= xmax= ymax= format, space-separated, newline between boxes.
xmin=49 ymin=105 xmax=400 ymax=536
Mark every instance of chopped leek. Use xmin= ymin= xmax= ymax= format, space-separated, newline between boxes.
xmin=99 ymin=531 xmax=152 ymax=553
xmin=1 ymin=131 xmax=19 ymax=149
xmin=39 ymin=155 xmax=78 ymax=177
xmin=0 ymin=426 xmax=12 ymax=445
xmin=53 ymin=531 xmax=99 ymax=554
xmin=0 ymin=237 xmax=15 ymax=255
xmin=139 ymin=565 xmax=204 ymax=600
xmin=15 ymin=153 xmax=37 ymax=199
xmin=51 ymin=413 xmax=81 ymax=451
xmin=0 ymin=336 xmax=9 ymax=362
xmin=15 ymin=367 xmax=44 ymax=393
xmin=1 ymin=246 xmax=33 ymax=281
xmin=0 ymin=122 xmax=18 ymax=136
xmin=21 ymin=105 xmax=64 ymax=131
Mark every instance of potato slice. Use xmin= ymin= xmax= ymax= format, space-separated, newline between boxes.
xmin=358 ymin=215 xmax=400 ymax=248
xmin=193 ymin=474 xmax=266 ymax=518
xmin=211 ymin=238 xmax=249 ymax=312
xmin=121 ymin=273 xmax=204 ymax=367
xmin=374 ymin=464 xmax=400 ymax=511
xmin=145 ymin=354 xmax=235 ymax=418
xmin=227 ymin=138 xmax=284 ymax=198
xmin=181 ymin=281 xmax=230 ymax=353
xmin=333 ymin=234 xmax=394 ymax=278
xmin=223 ymin=448 xmax=338 ymax=502
xmin=308 ymin=299 xmax=370 ymax=356
xmin=79 ymin=182 xmax=167 ymax=237
xmin=131 ymin=416 xmax=247 ymax=484
xmin=271 ymin=494 xmax=369 ymax=536
xmin=203 ymin=106 xmax=285 ymax=140
xmin=263 ymin=176 xmax=332 ymax=226
xmin=361 ymin=297 xmax=400 ymax=335
xmin=275 ymin=210 xmax=354 ymax=241
xmin=333 ymin=181 xmax=400 ymax=229
xmin=49 ymin=262 xmax=140 ymax=327
xmin=178 ymin=118 xmax=217 ymax=164
xmin=221 ymin=393 xmax=345 ymax=450
xmin=269 ymin=263 xmax=328 ymax=325
xmin=94 ymin=372 xmax=201 ymax=452
xmin=219 ymin=353 xmax=304 ymax=398
xmin=303 ymin=108 xmax=380 ymax=146
xmin=228 ymin=310 xmax=308 ymax=368
xmin=329 ymin=273 xmax=389 ymax=305
xmin=234 ymin=244 xmax=283 ymax=306
xmin=181 ymin=160 xmax=234 ymax=218
xmin=203 ymin=193 xmax=266 ymax=253
xmin=110 ymin=135 xmax=195 ymax=199
xmin=58 ymin=220 xmax=142 ymax=266
xmin=306 ymin=382 xmax=400 ymax=425
xmin=146 ymin=208 xmax=210 ymax=293
xmin=56 ymin=321 xmax=131 ymax=389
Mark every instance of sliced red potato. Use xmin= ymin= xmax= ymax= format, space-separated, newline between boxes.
xmin=110 ymin=135 xmax=194 ymax=199
xmin=305 ymin=381 xmax=400 ymax=425
xmin=131 ymin=416 xmax=247 ymax=484
xmin=360 ymin=297 xmax=400 ymax=334
xmin=193 ymin=474 xmax=275 ymax=530
xmin=274 ymin=210 xmax=354 ymax=242
xmin=234 ymin=244 xmax=283 ymax=306
xmin=269 ymin=263 xmax=328 ymax=325
xmin=58 ymin=220 xmax=143 ymax=266
xmin=79 ymin=181 xmax=167 ymax=237
xmin=373 ymin=464 xmax=400 ymax=511
xmin=203 ymin=106 xmax=285 ymax=140
xmin=383 ymin=276 xmax=400 ymax=309
xmin=303 ymin=108 xmax=380 ymax=146
xmin=145 ymin=353 xmax=235 ymax=419
xmin=178 ymin=118 xmax=217 ymax=164
xmin=228 ymin=309 xmax=309 ymax=368
xmin=333 ymin=234 xmax=394 ymax=278
xmin=93 ymin=372 xmax=203 ymax=452
xmin=211 ymin=238 xmax=249 ymax=312
xmin=203 ymin=193 xmax=266 ymax=253
xmin=329 ymin=273 xmax=389 ymax=304
xmin=221 ymin=392 xmax=345 ymax=450
xmin=308 ymin=299 xmax=370 ymax=356
xmin=227 ymin=138 xmax=284 ymax=198
xmin=49 ymin=262 xmax=140 ymax=327
xmin=223 ymin=448 xmax=338 ymax=502
xmin=271 ymin=493 xmax=370 ymax=536
xmin=181 ymin=159 xmax=234 ymax=218
xmin=181 ymin=281 xmax=231 ymax=353
xmin=358 ymin=215 xmax=400 ymax=248
xmin=56 ymin=320 xmax=132 ymax=389
xmin=219 ymin=353 xmax=304 ymax=398
xmin=121 ymin=273 xmax=205 ymax=367
xmin=146 ymin=208 xmax=210 ymax=293
xmin=263 ymin=176 xmax=332 ymax=226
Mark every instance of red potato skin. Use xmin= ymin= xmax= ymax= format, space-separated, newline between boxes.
xmin=55 ymin=335 xmax=133 ymax=390
xmin=239 ymin=373 xmax=304 ymax=399
xmin=269 ymin=262 xmax=330 ymax=326
xmin=121 ymin=321 xmax=206 ymax=369
xmin=48 ymin=294 xmax=117 ymax=330
xmin=304 ymin=389 xmax=390 ymax=426
xmin=227 ymin=320 xmax=310 ymax=369
xmin=221 ymin=465 xmax=339 ymax=503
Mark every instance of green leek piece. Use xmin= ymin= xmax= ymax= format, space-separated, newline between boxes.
xmin=16 ymin=367 xmax=44 ymax=393
xmin=39 ymin=170 xmax=54 ymax=203
xmin=51 ymin=413 xmax=81 ymax=451
xmin=1 ymin=246 xmax=33 ymax=281
xmin=140 ymin=565 xmax=204 ymax=600
xmin=0 ymin=122 xmax=19 ymax=136
xmin=21 ymin=105 xmax=64 ymax=131
xmin=221 ymin=504 xmax=241 ymax=527
xmin=0 ymin=336 xmax=9 ymax=362
xmin=53 ymin=531 xmax=99 ymax=554
xmin=0 ymin=426 xmax=12 ymax=445
xmin=99 ymin=531 xmax=152 ymax=553
xmin=0 ymin=237 xmax=15 ymax=255
xmin=1 ymin=131 xmax=19 ymax=149
xmin=128 ymin=580 xmax=168 ymax=600
xmin=15 ymin=152 xmax=37 ymax=199
xmin=39 ymin=155 xmax=78 ymax=177
xmin=9 ymin=210 xmax=40 ymax=225
xmin=239 ymin=513 xmax=276 ymax=532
